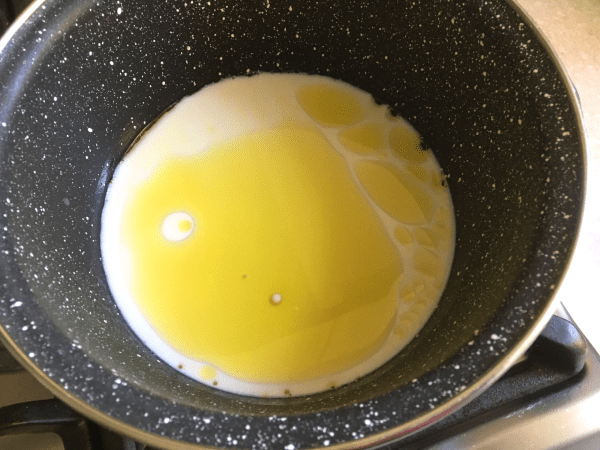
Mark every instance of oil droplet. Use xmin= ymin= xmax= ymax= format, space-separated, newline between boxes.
xmin=355 ymin=161 xmax=434 ymax=225
xmin=199 ymin=365 xmax=217 ymax=381
xmin=389 ymin=125 xmax=427 ymax=163
xmin=414 ymin=248 xmax=442 ymax=279
xmin=394 ymin=225 xmax=414 ymax=246
xmin=338 ymin=122 xmax=386 ymax=156
xmin=413 ymin=228 xmax=437 ymax=249
xmin=297 ymin=84 xmax=365 ymax=127
xmin=405 ymin=164 xmax=430 ymax=184
xmin=270 ymin=293 xmax=283 ymax=305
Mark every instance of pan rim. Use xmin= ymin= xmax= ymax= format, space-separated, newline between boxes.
xmin=0 ymin=0 xmax=587 ymax=448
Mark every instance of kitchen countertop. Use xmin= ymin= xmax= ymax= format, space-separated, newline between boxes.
xmin=513 ymin=0 xmax=600 ymax=352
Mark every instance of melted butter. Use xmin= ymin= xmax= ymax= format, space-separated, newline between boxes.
xmin=296 ymin=84 xmax=365 ymax=126
xmin=412 ymin=227 xmax=437 ymax=249
xmin=102 ymin=73 xmax=456 ymax=397
xmin=178 ymin=219 xmax=193 ymax=232
xmin=394 ymin=225 xmax=414 ymax=246
xmin=413 ymin=247 xmax=443 ymax=279
xmin=354 ymin=160 xmax=434 ymax=225
xmin=431 ymin=170 xmax=447 ymax=192
xmin=338 ymin=122 xmax=387 ymax=156
xmin=199 ymin=365 xmax=217 ymax=381
xmin=120 ymin=123 xmax=402 ymax=382
xmin=405 ymin=164 xmax=430 ymax=184
xmin=389 ymin=125 xmax=428 ymax=163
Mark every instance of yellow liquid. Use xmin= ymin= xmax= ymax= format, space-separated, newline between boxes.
xmin=102 ymin=73 xmax=455 ymax=396
xmin=296 ymin=84 xmax=366 ymax=127
xmin=121 ymin=123 xmax=402 ymax=382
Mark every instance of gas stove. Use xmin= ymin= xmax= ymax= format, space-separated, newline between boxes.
xmin=1 ymin=0 xmax=600 ymax=449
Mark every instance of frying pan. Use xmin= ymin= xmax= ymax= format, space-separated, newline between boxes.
xmin=0 ymin=0 xmax=585 ymax=448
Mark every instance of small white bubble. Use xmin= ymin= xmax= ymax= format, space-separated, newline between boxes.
xmin=87 ymin=127 xmax=93 ymax=132
xmin=162 ymin=212 xmax=195 ymax=242
xmin=271 ymin=293 xmax=282 ymax=304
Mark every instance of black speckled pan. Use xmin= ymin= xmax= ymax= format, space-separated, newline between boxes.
xmin=0 ymin=0 xmax=585 ymax=448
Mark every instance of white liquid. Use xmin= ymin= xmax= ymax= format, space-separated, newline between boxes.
xmin=101 ymin=73 xmax=455 ymax=397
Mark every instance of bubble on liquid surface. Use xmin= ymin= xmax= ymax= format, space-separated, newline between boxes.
xmin=161 ymin=212 xmax=195 ymax=241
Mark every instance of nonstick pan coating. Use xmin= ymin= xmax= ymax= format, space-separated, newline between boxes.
xmin=0 ymin=0 xmax=585 ymax=448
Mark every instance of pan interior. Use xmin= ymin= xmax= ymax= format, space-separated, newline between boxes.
xmin=0 ymin=0 xmax=583 ymax=446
